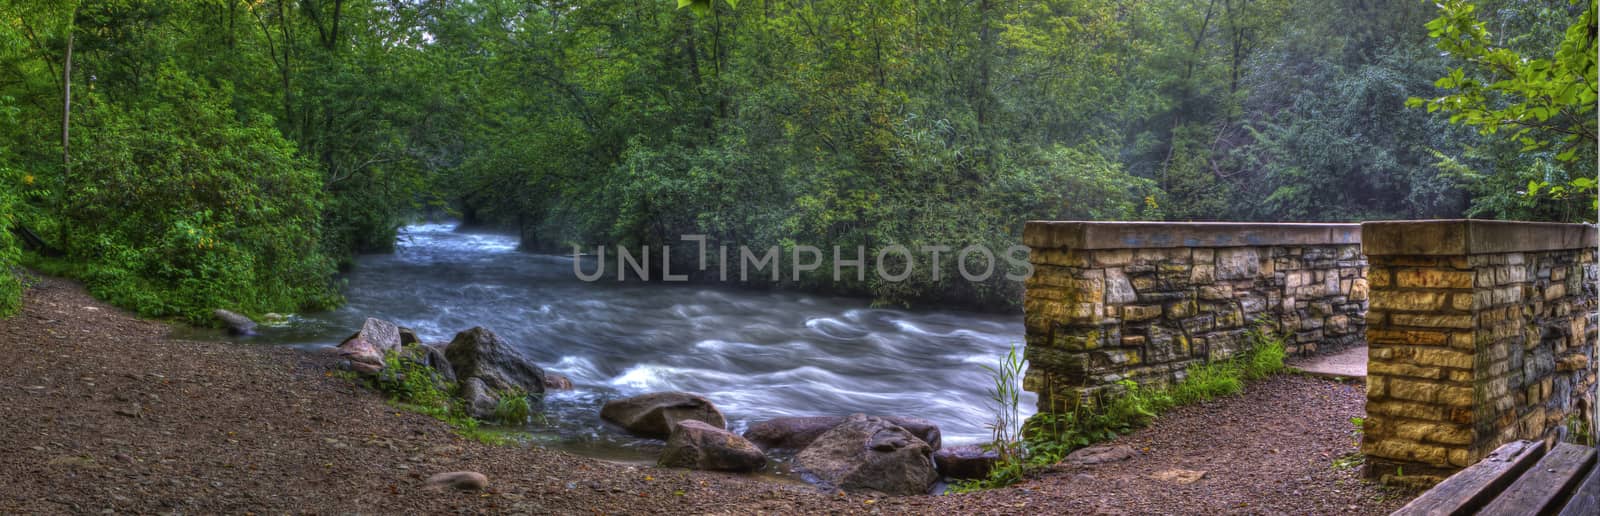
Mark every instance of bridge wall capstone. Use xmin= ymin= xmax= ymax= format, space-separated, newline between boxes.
xmin=1020 ymin=222 xmax=1366 ymax=413
xmin=1359 ymin=220 xmax=1598 ymax=486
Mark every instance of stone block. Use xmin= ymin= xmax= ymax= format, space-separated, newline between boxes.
xmin=1123 ymin=305 xmax=1162 ymax=322
xmin=1368 ymin=329 xmax=1448 ymax=346
xmin=1390 ymin=313 xmax=1474 ymax=329
xmin=1366 ymin=400 xmax=1444 ymax=421
xmin=1104 ymin=268 xmax=1137 ymax=305
xmin=1370 ymin=291 xmax=1447 ymax=312
xmin=1369 ymin=361 xmax=1445 ymax=380
xmin=1364 ymin=438 xmax=1449 ymax=467
xmin=1388 ymin=379 xmax=1443 ymax=402
xmin=1350 ymin=278 xmax=1369 ymax=301
xmin=1165 ymin=300 xmax=1197 ymax=319
xmin=1093 ymin=249 xmax=1133 ymax=267
xmin=1414 ymin=349 xmax=1474 ymax=370
xmin=1215 ymin=248 xmax=1260 ymax=280
xmin=1368 ymin=268 xmax=1392 ymax=288
xmin=1198 ymin=285 xmax=1232 ymax=300
xmin=1032 ymin=248 xmax=1089 ymax=267
xmin=1397 ymin=269 xmax=1474 ymax=289
xmin=1437 ymin=386 xmax=1473 ymax=407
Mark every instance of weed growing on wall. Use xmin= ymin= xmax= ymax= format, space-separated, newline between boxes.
xmin=954 ymin=324 xmax=1289 ymax=492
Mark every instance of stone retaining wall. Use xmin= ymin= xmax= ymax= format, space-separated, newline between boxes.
xmin=1021 ymin=222 xmax=1366 ymax=412
xmin=1360 ymin=220 xmax=1598 ymax=485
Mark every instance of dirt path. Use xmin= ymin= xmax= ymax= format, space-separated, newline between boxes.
xmin=0 ymin=274 xmax=1410 ymax=514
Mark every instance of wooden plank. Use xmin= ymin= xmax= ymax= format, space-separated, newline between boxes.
xmin=1392 ymin=440 xmax=1545 ymax=516
xmin=1557 ymin=454 xmax=1600 ymax=516
xmin=1480 ymin=443 xmax=1598 ymax=516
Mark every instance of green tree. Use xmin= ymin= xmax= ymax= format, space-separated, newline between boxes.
xmin=1409 ymin=0 xmax=1597 ymax=220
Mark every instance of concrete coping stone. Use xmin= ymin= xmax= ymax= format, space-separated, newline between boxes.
xmin=1022 ymin=221 xmax=1361 ymax=250
xmin=1362 ymin=219 xmax=1598 ymax=256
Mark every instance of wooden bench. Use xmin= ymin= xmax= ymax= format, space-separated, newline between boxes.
xmin=1393 ymin=440 xmax=1600 ymax=516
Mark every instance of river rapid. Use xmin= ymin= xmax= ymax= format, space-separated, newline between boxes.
xmin=253 ymin=223 xmax=1032 ymax=461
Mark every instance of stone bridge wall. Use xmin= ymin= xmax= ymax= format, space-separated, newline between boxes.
xmin=1359 ymin=220 xmax=1598 ymax=484
xmin=1021 ymin=222 xmax=1366 ymax=412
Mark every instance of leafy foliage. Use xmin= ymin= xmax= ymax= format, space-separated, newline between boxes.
xmin=0 ymin=0 xmax=1591 ymax=318
xmin=55 ymin=67 xmax=339 ymax=324
xmin=0 ymin=96 xmax=23 ymax=317
xmin=1407 ymin=0 xmax=1598 ymax=218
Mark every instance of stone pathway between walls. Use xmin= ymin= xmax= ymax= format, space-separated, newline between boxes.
xmin=0 ymin=274 xmax=1411 ymax=514
xmin=1289 ymin=346 xmax=1369 ymax=379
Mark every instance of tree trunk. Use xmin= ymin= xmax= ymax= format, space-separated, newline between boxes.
xmin=59 ymin=22 xmax=74 ymax=250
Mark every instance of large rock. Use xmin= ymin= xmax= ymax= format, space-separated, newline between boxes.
xmin=459 ymin=377 xmax=499 ymax=420
xmin=744 ymin=415 xmax=941 ymax=451
xmin=336 ymin=318 xmax=404 ymax=374
xmin=933 ymin=445 xmax=999 ymax=479
xmin=600 ymin=392 xmax=726 ymax=438
xmin=793 ymin=414 xmax=939 ymax=495
xmin=214 ymin=309 xmax=257 ymax=336
xmin=402 ymin=344 xmax=455 ymax=384
xmin=659 ymin=420 xmax=767 ymax=472
xmin=443 ymin=327 xmax=545 ymax=394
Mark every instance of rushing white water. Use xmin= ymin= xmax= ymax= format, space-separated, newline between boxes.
xmin=261 ymin=223 xmax=1032 ymax=458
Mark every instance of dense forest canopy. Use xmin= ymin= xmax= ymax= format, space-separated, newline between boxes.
xmin=0 ymin=0 xmax=1595 ymax=319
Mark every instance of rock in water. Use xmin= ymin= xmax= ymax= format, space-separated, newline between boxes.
xmin=600 ymin=392 xmax=726 ymax=438
xmin=744 ymin=415 xmax=942 ymax=451
xmin=933 ymin=445 xmax=999 ymax=479
xmin=213 ymin=309 xmax=257 ymax=336
xmin=659 ymin=420 xmax=768 ymax=472
xmin=403 ymin=344 xmax=455 ymax=383
xmin=336 ymin=318 xmax=404 ymax=374
xmin=444 ymin=327 xmax=546 ymax=394
xmin=543 ymin=373 xmax=574 ymax=390
xmin=397 ymin=326 xmax=422 ymax=347
xmin=794 ymin=414 xmax=939 ymax=495
xmin=425 ymin=471 xmax=488 ymax=491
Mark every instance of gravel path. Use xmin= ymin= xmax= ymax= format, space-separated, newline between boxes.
xmin=0 ymin=274 xmax=1413 ymax=514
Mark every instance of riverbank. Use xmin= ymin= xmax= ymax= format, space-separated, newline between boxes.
xmin=0 ymin=274 xmax=1411 ymax=514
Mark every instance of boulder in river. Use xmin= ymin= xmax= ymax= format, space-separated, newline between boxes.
xmin=398 ymin=326 xmax=422 ymax=347
xmin=543 ymin=373 xmax=574 ymax=390
xmin=658 ymin=420 xmax=767 ymax=472
xmin=213 ymin=309 xmax=257 ymax=336
xmin=401 ymin=344 xmax=455 ymax=384
xmin=443 ymin=327 xmax=546 ymax=394
xmin=336 ymin=318 xmax=404 ymax=374
xmin=600 ymin=392 xmax=726 ymax=438
xmin=744 ymin=415 xmax=942 ymax=451
xmin=793 ymin=414 xmax=939 ymax=495
xmin=933 ymin=444 xmax=999 ymax=479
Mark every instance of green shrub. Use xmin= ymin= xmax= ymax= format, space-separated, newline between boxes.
xmin=493 ymin=389 xmax=534 ymax=425
xmin=55 ymin=66 xmax=340 ymax=325
xmin=0 ymin=96 xmax=23 ymax=317
xmin=373 ymin=350 xmax=455 ymax=410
